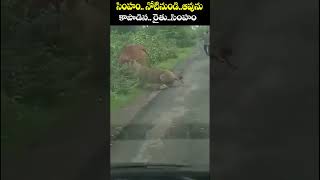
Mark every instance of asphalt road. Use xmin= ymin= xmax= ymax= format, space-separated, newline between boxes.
xmin=111 ymin=49 xmax=210 ymax=167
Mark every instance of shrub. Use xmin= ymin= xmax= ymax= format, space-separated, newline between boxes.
xmin=111 ymin=27 xmax=187 ymax=97
xmin=110 ymin=26 xmax=207 ymax=98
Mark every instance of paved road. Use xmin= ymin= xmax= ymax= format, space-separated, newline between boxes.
xmin=111 ymin=49 xmax=210 ymax=167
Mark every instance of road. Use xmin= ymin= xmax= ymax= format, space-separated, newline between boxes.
xmin=111 ymin=48 xmax=210 ymax=167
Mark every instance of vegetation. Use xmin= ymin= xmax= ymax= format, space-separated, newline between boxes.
xmin=110 ymin=26 xmax=208 ymax=111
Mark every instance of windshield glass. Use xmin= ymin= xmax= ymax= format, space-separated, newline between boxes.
xmin=110 ymin=25 xmax=210 ymax=169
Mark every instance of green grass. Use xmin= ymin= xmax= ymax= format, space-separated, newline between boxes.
xmin=111 ymin=88 xmax=142 ymax=112
xmin=110 ymin=47 xmax=194 ymax=113
xmin=156 ymin=47 xmax=193 ymax=70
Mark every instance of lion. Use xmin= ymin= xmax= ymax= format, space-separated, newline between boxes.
xmin=118 ymin=44 xmax=150 ymax=67
xmin=128 ymin=60 xmax=184 ymax=90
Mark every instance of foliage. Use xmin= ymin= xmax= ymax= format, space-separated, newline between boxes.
xmin=110 ymin=26 xmax=205 ymax=104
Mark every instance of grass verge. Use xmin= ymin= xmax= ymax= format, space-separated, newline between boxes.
xmin=156 ymin=47 xmax=193 ymax=70
xmin=110 ymin=88 xmax=142 ymax=112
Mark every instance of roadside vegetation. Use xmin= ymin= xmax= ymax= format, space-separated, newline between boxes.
xmin=111 ymin=26 xmax=208 ymax=112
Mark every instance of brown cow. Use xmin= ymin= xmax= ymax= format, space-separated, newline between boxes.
xmin=118 ymin=44 xmax=150 ymax=67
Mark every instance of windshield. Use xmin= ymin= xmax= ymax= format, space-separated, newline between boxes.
xmin=110 ymin=25 xmax=210 ymax=170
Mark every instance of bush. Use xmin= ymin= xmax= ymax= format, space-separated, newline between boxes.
xmin=110 ymin=26 xmax=208 ymax=99
xmin=111 ymin=27 xmax=188 ymax=98
xmin=158 ymin=26 xmax=198 ymax=48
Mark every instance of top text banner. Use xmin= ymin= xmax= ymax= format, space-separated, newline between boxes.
xmin=110 ymin=0 xmax=210 ymax=25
